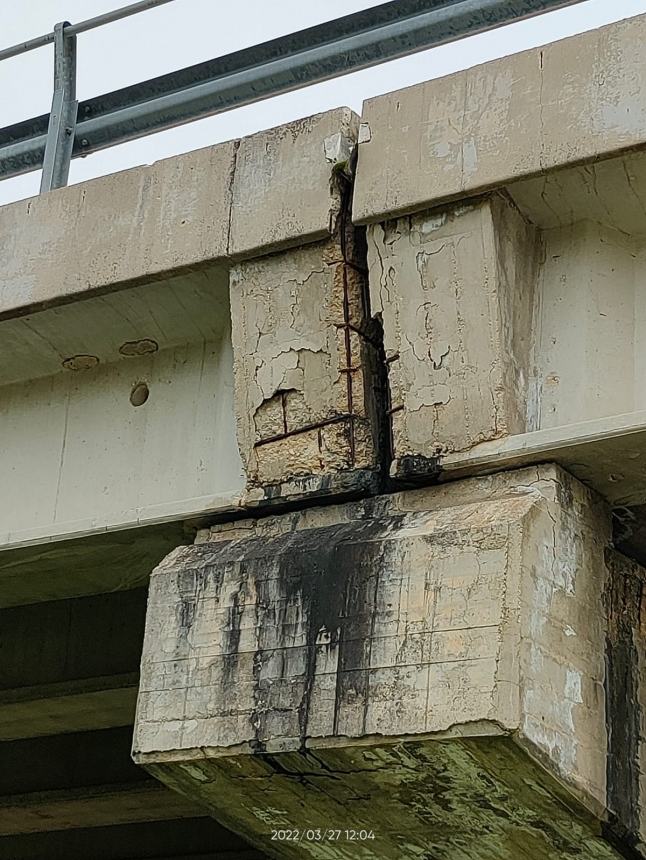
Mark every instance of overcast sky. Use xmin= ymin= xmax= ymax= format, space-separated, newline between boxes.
xmin=1 ymin=0 xmax=645 ymax=205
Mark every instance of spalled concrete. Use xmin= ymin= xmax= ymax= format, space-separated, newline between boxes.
xmin=230 ymin=235 xmax=380 ymax=499
xmin=0 ymin=108 xmax=377 ymax=548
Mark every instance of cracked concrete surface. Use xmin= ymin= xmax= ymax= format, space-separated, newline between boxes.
xmin=230 ymin=202 xmax=381 ymax=494
xmin=364 ymin=142 xmax=646 ymax=483
xmin=145 ymin=739 xmax=622 ymax=860
xmin=367 ymin=195 xmax=538 ymax=473
xmin=229 ymin=109 xmax=358 ymax=259
xmin=0 ymin=108 xmax=358 ymax=318
xmin=0 ymin=107 xmax=373 ymax=545
xmin=353 ymin=14 xmax=646 ymax=223
xmin=8 ymin=11 xmax=646 ymax=856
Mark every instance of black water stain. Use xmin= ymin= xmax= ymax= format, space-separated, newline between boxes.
xmin=170 ymin=515 xmax=404 ymax=755
xmin=207 ymin=517 xmax=403 ymax=753
xmin=604 ymin=549 xmax=641 ymax=849
xmin=175 ymin=567 xmax=210 ymax=635
xmin=222 ymin=567 xmax=245 ymax=683
xmin=395 ymin=453 xmax=442 ymax=485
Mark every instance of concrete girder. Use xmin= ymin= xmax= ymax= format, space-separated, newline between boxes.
xmin=0 ymin=589 xmax=145 ymax=740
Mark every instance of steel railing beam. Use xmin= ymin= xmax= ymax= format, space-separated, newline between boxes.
xmin=0 ymin=0 xmax=589 ymax=186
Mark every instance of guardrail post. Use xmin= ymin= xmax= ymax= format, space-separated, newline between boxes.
xmin=40 ymin=21 xmax=77 ymax=193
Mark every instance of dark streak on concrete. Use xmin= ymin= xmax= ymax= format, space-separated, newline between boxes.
xmin=251 ymin=469 xmax=381 ymax=509
xmin=394 ymin=453 xmax=442 ymax=485
xmin=178 ymin=515 xmax=403 ymax=755
xmin=222 ymin=573 xmax=244 ymax=683
xmin=275 ymin=519 xmax=391 ymax=749
xmin=604 ymin=549 xmax=642 ymax=849
xmin=175 ymin=568 xmax=211 ymax=645
xmin=365 ymin=312 xmax=393 ymax=494
xmin=601 ymin=821 xmax=646 ymax=860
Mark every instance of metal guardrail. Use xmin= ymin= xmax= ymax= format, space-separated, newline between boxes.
xmin=1 ymin=0 xmax=587 ymax=193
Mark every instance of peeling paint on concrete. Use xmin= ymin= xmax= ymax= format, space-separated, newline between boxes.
xmin=366 ymin=194 xmax=538 ymax=473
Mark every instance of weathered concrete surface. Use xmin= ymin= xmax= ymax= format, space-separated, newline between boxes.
xmin=438 ymin=410 xmax=646 ymax=510
xmin=0 ymin=109 xmax=357 ymax=318
xmin=365 ymin=139 xmax=646 ymax=494
xmin=0 ymin=142 xmax=236 ymax=316
xmin=133 ymin=465 xmax=634 ymax=856
xmin=230 ymin=230 xmax=381 ymax=496
xmin=7 ymin=14 xmax=646 ymax=856
xmin=0 ymin=530 xmax=263 ymax=857
xmin=353 ymin=12 xmax=646 ymax=222
xmin=507 ymin=155 xmax=646 ymax=433
xmin=145 ymin=738 xmax=620 ymax=860
xmin=604 ymin=550 xmax=646 ymax=852
xmin=368 ymin=194 xmax=538 ymax=474
xmin=507 ymin=149 xmax=646 ymax=234
xmin=0 ymin=109 xmax=375 ymax=542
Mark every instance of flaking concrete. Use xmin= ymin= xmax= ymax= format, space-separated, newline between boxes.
xmin=367 ymin=194 xmax=538 ymax=473
xmin=230 ymin=238 xmax=378 ymax=493
xmin=353 ymin=13 xmax=646 ymax=223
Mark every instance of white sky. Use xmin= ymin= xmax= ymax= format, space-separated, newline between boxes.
xmin=1 ymin=0 xmax=645 ymax=205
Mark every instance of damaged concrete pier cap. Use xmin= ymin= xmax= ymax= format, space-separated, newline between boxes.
xmin=135 ymin=466 xmax=641 ymax=857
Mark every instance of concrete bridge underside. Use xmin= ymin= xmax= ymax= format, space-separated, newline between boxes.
xmin=0 ymin=527 xmax=266 ymax=859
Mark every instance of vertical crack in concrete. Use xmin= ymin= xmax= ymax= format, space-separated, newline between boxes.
xmin=225 ymin=139 xmax=241 ymax=257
